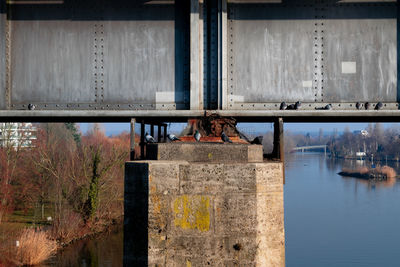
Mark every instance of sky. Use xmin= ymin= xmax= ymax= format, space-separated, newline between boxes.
xmin=79 ymin=122 xmax=393 ymax=137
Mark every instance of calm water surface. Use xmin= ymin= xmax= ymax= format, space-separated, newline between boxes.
xmin=285 ymin=153 xmax=400 ymax=267
xmin=43 ymin=227 xmax=123 ymax=267
xmin=44 ymin=153 xmax=400 ymax=266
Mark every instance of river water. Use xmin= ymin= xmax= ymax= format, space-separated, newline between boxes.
xmin=285 ymin=153 xmax=400 ymax=267
xmin=42 ymin=227 xmax=123 ymax=267
xmin=43 ymin=153 xmax=400 ymax=266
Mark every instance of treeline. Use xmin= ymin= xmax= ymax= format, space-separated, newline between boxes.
xmin=257 ymin=128 xmax=330 ymax=154
xmin=0 ymin=123 xmax=131 ymax=244
xmin=327 ymin=124 xmax=400 ymax=160
xmin=281 ymin=123 xmax=400 ymax=160
xmin=255 ymin=123 xmax=400 ymax=159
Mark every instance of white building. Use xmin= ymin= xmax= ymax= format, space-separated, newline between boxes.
xmin=0 ymin=123 xmax=37 ymax=149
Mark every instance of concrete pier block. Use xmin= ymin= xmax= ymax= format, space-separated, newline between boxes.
xmin=124 ymin=145 xmax=284 ymax=266
xmin=146 ymin=143 xmax=263 ymax=163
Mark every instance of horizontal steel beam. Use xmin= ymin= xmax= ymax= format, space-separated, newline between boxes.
xmin=1 ymin=110 xmax=400 ymax=123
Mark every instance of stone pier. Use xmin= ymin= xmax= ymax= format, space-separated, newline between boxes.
xmin=124 ymin=143 xmax=285 ymax=266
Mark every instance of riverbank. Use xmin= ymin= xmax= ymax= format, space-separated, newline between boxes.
xmin=0 ymin=214 xmax=123 ymax=266
xmin=330 ymin=154 xmax=400 ymax=163
xmin=44 ymin=223 xmax=123 ymax=267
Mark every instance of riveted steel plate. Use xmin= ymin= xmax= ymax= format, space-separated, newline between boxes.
xmin=227 ymin=1 xmax=398 ymax=109
xmin=0 ymin=8 xmax=5 ymax=110
xmin=9 ymin=1 xmax=98 ymax=105
xmin=102 ymin=5 xmax=187 ymax=106
xmin=10 ymin=20 xmax=97 ymax=105
xmin=7 ymin=0 xmax=189 ymax=110
xmin=323 ymin=3 xmax=397 ymax=102
xmin=227 ymin=3 xmax=316 ymax=107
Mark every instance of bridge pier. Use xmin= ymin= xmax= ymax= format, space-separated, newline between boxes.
xmin=124 ymin=143 xmax=285 ymax=266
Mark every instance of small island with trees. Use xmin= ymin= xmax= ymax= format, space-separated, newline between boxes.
xmin=282 ymin=123 xmax=400 ymax=182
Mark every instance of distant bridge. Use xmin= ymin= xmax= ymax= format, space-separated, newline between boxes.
xmin=291 ymin=145 xmax=328 ymax=154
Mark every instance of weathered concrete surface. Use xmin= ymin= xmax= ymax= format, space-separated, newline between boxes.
xmin=124 ymin=156 xmax=284 ymax=266
xmin=146 ymin=143 xmax=263 ymax=163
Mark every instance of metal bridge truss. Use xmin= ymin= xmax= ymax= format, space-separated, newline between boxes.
xmin=0 ymin=0 xmax=399 ymax=122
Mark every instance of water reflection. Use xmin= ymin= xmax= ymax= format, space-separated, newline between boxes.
xmin=340 ymin=175 xmax=397 ymax=189
xmin=285 ymin=153 xmax=400 ymax=267
xmin=41 ymin=227 xmax=123 ymax=267
xmin=327 ymin=156 xmax=398 ymax=189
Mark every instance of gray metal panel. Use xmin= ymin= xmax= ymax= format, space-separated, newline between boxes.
xmin=103 ymin=18 xmax=175 ymax=104
xmin=8 ymin=1 xmax=190 ymax=110
xmin=0 ymin=12 xmax=6 ymax=109
xmin=324 ymin=19 xmax=397 ymax=102
xmin=10 ymin=20 xmax=96 ymax=104
xmin=228 ymin=13 xmax=316 ymax=106
xmin=227 ymin=2 xmax=398 ymax=108
xmin=102 ymin=4 xmax=189 ymax=108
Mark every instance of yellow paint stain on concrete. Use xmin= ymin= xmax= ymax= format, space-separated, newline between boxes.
xmin=186 ymin=260 xmax=192 ymax=267
xmin=208 ymin=153 xmax=213 ymax=159
xmin=150 ymin=184 xmax=157 ymax=194
xmin=149 ymin=184 xmax=164 ymax=228
xmin=150 ymin=185 xmax=161 ymax=213
xmin=151 ymin=194 xmax=162 ymax=214
xmin=174 ymin=195 xmax=210 ymax=232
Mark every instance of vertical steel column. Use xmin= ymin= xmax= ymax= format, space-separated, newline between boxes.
xmin=217 ymin=0 xmax=221 ymax=109
xmin=140 ymin=121 xmax=145 ymax=160
xmin=130 ymin=118 xmax=136 ymax=160
xmin=157 ymin=124 xmax=162 ymax=143
xmin=163 ymin=125 xmax=167 ymax=142
xmin=273 ymin=118 xmax=285 ymax=184
xmin=0 ymin=1 xmax=5 ymax=110
xmin=204 ymin=0 xmax=219 ymax=109
xmin=397 ymin=1 xmax=399 ymax=103
xmin=5 ymin=0 xmax=11 ymax=109
xmin=220 ymin=0 xmax=228 ymax=109
xmin=203 ymin=0 xmax=208 ymax=109
xmin=150 ymin=124 xmax=155 ymax=138
xmin=190 ymin=0 xmax=204 ymax=110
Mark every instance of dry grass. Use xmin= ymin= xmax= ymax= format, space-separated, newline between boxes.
xmin=49 ymin=210 xmax=86 ymax=244
xmin=376 ymin=166 xmax=397 ymax=179
xmin=342 ymin=166 xmax=396 ymax=178
xmin=9 ymin=228 xmax=58 ymax=266
xmin=342 ymin=166 xmax=369 ymax=175
xmin=341 ymin=165 xmax=397 ymax=189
